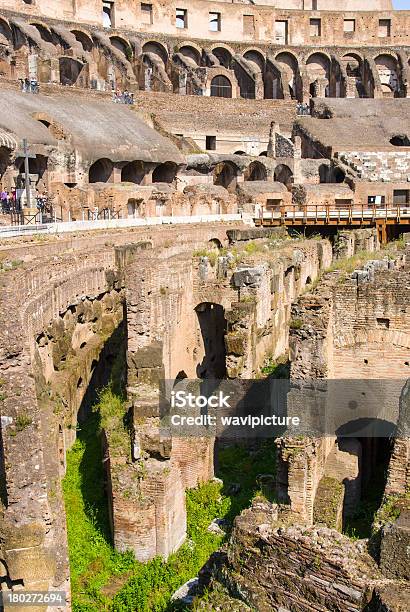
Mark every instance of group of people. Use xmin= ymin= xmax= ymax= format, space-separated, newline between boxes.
xmin=0 ymin=189 xmax=18 ymax=213
xmin=35 ymin=193 xmax=49 ymax=211
xmin=296 ymin=102 xmax=311 ymax=116
xmin=112 ymin=88 xmax=135 ymax=105
xmin=1 ymin=189 xmax=49 ymax=214
xmin=19 ymin=78 xmax=40 ymax=94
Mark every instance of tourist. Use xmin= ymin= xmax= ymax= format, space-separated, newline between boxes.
xmin=1 ymin=189 xmax=7 ymax=212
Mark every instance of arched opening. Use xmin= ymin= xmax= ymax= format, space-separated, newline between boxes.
xmin=213 ymin=161 xmax=238 ymax=192
xmin=173 ymin=370 xmax=188 ymax=386
xmin=33 ymin=114 xmax=68 ymax=141
xmin=31 ymin=23 xmax=53 ymax=43
xmin=390 ymin=135 xmax=410 ymax=146
xmin=274 ymin=164 xmax=293 ymax=187
xmin=319 ymin=163 xmax=329 ymax=183
xmin=208 ymin=238 xmax=223 ymax=250
xmin=142 ymin=41 xmax=168 ymax=65
xmin=375 ymin=54 xmax=400 ymax=97
xmin=59 ymin=57 xmax=84 ymax=86
xmin=152 ymin=162 xmax=177 ymax=183
xmin=259 ymin=151 xmax=268 ymax=157
xmin=0 ymin=146 xmax=11 ymax=185
xmin=243 ymin=50 xmax=265 ymax=73
xmin=121 ymin=161 xmax=145 ymax=184
xmin=334 ymin=419 xmax=394 ymax=536
xmin=71 ymin=30 xmax=93 ymax=52
xmin=212 ymin=47 xmax=232 ymax=69
xmin=244 ymin=161 xmax=267 ymax=182
xmin=110 ymin=36 xmax=131 ymax=57
xmin=210 ymin=75 xmax=232 ymax=98
xmin=333 ymin=167 xmax=346 ymax=183
xmin=0 ymin=19 xmax=12 ymax=45
xmin=89 ymin=158 xmax=113 ymax=183
xmin=275 ymin=52 xmax=298 ymax=100
xmin=179 ymin=45 xmax=201 ymax=66
xmin=15 ymin=154 xmax=48 ymax=181
xmin=306 ymin=53 xmax=330 ymax=98
xmin=234 ymin=151 xmax=246 ymax=156
xmin=195 ymin=303 xmax=227 ymax=379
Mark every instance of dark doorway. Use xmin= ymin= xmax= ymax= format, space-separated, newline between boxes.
xmin=195 ymin=303 xmax=227 ymax=379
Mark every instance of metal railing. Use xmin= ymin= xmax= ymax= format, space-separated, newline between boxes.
xmin=256 ymin=203 xmax=410 ymax=225
xmin=86 ymin=208 xmax=121 ymax=221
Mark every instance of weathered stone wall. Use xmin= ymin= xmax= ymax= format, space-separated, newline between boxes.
xmin=113 ymin=232 xmax=331 ymax=561
xmin=279 ymin=243 xmax=409 ymax=524
xmin=194 ymin=497 xmax=410 ymax=612
xmin=337 ymin=150 xmax=410 ymax=183
xmin=0 ymin=221 xmax=240 ymax=603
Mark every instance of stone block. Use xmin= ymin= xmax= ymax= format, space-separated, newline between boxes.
xmin=380 ymin=510 xmax=410 ymax=580
xmin=5 ymin=547 xmax=56 ymax=584
xmin=232 ymin=266 xmax=264 ymax=289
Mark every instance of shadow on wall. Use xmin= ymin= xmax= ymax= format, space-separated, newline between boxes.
xmin=195 ymin=302 xmax=227 ymax=379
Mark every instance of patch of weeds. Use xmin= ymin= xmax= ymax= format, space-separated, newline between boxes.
xmin=15 ymin=413 xmax=33 ymax=431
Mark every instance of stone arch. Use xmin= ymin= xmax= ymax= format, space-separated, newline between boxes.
xmin=178 ymin=44 xmax=201 ymax=66
xmin=374 ymin=54 xmax=400 ymax=96
xmin=341 ymin=53 xmax=364 ymax=97
xmin=173 ymin=370 xmax=188 ymax=386
xmin=243 ymin=49 xmax=265 ymax=72
xmin=59 ymin=56 xmax=85 ymax=86
xmin=0 ymin=146 xmax=12 ymax=182
xmin=152 ymin=161 xmax=177 ymax=183
xmin=210 ymin=74 xmax=232 ymax=98
xmin=0 ymin=17 xmax=12 ymax=44
xmin=244 ymin=160 xmax=267 ymax=181
xmin=32 ymin=112 xmax=69 ymax=141
xmin=306 ymin=52 xmax=330 ymax=97
xmin=234 ymin=150 xmax=247 ymax=155
xmin=306 ymin=55 xmax=329 ymax=78
xmin=194 ymin=302 xmax=227 ymax=379
xmin=208 ymin=238 xmax=223 ymax=250
xmin=390 ymin=134 xmax=410 ymax=146
xmin=121 ymin=161 xmax=145 ymax=184
xmin=110 ymin=35 xmax=131 ymax=57
xmin=213 ymin=160 xmax=238 ymax=191
xmin=212 ymin=46 xmax=233 ymax=69
xmin=142 ymin=40 xmax=168 ymax=64
xmin=30 ymin=22 xmax=53 ymax=43
xmin=275 ymin=51 xmax=299 ymax=99
xmin=89 ymin=158 xmax=113 ymax=183
xmin=71 ymin=29 xmax=93 ymax=52
xmin=274 ymin=164 xmax=293 ymax=187
xmin=342 ymin=52 xmax=363 ymax=73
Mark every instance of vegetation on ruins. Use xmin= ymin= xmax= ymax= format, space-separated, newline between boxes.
xmin=63 ymin=374 xmax=277 ymax=610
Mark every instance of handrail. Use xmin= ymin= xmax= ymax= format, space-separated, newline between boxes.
xmin=257 ymin=204 xmax=410 ymax=224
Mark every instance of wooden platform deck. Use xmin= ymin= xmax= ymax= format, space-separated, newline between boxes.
xmin=254 ymin=205 xmax=410 ymax=242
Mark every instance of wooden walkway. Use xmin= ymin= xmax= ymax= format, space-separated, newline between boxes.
xmin=254 ymin=205 xmax=410 ymax=243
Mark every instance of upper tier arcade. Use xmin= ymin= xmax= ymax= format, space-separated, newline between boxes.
xmin=0 ymin=0 xmax=399 ymax=44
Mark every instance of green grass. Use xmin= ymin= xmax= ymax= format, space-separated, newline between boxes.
xmin=63 ymin=388 xmax=277 ymax=611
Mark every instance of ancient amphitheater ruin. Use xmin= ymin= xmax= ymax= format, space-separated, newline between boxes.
xmin=0 ymin=0 xmax=409 ymax=611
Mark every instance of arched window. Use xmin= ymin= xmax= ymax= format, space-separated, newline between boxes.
xmin=210 ymin=75 xmax=232 ymax=98
xmin=152 ymin=162 xmax=177 ymax=183
xmin=89 ymin=159 xmax=113 ymax=183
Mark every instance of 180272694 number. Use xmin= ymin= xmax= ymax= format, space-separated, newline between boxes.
xmin=0 ymin=591 xmax=67 ymax=607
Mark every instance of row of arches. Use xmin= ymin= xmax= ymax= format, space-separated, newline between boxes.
xmin=87 ymin=157 xmax=295 ymax=191
xmin=0 ymin=13 xmax=408 ymax=98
